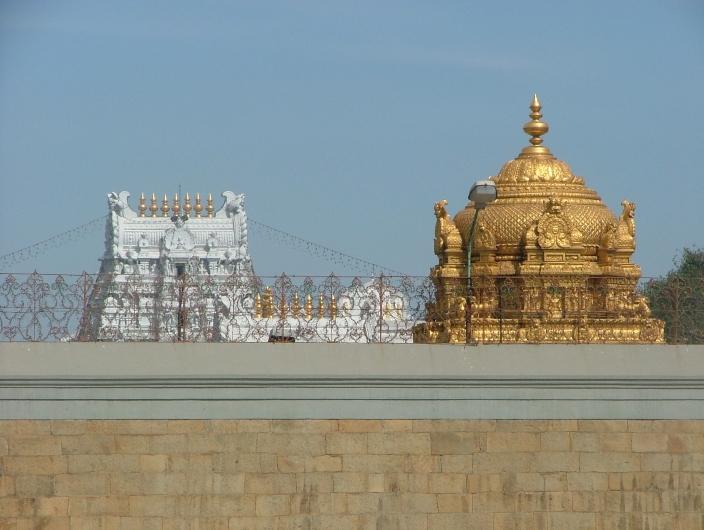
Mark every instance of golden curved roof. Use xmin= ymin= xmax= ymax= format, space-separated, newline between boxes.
xmin=454 ymin=95 xmax=616 ymax=257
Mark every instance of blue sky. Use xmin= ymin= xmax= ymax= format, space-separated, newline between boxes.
xmin=1 ymin=0 xmax=702 ymax=277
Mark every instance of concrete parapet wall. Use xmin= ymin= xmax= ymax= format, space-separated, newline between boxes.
xmin=1 ymin=343 xmax=703 ymax=419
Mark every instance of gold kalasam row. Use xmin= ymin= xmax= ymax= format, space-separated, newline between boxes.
xmin=137 ymin=193 xmax=215 ymax=218
xmin=254 ymin=289 xmax=339 ymax=320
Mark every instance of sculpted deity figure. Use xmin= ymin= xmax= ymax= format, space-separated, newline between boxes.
xmin=433 ymin=200 xmax=463 ymax=256
xmin=620 ymin=200 xmax=636 ymax=239
xmin=107 ymin=191 xmax=136 ymax=219
xmin=601 ymin=199 xmax=636 ymax=249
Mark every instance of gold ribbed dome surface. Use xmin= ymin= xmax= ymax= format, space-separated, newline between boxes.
xmin=454 ymin=95 xmax=617 ymax=255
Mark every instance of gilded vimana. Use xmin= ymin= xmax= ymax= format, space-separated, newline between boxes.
xmin=414 ymin=95 xmax=665 ymax=344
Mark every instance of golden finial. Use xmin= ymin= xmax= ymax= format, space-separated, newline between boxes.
xmin=161 ymin=194 xmax=170 ymax=217
xmin=184 ymin=193 xmax=192 ymax=216
xmin=207 ymin=193 xmax=214 ymax=218
xmin=304 ymin=294 xmax=313 ymax=320
xmin=317 ymin=294 xmax=325 ymax=319
xmin=150 ymin=193 xmax=158 ymax=217
xmin=329 ymin=294 xmax=337 ymax=319
xmin=138 ymin=193 xmax=146 ymax=217
xmin=172 ymin=193 xmax=181 ymax=216
xmin=292 ymin=292 xmax=301 ymax=318
xmin=254 ymin=293 xmax=262 ymax=318
xmin=263 ymin=287 xmax=274 ymax=318
xmin=194 ymin=193 xmax=202 ymax=218
xmin=520 ymin=94 xmax=552 ymax=158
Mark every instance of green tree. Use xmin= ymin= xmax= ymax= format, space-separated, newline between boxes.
xmin=642 ymin=248 xmax=704 ymax=344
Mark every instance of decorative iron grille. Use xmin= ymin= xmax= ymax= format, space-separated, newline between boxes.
xmin=0 ymin=272 xmax=701 ymax=343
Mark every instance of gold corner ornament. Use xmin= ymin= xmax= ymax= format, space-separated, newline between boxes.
xmin=414 ymin=96 xmax=664 ymax=344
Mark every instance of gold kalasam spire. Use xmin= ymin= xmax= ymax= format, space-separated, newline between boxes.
xmin=291 ymin=292 xmax=301 ymax=318
xmin=317 ymin=294 xmax=325 ymax=319
xmin=194 ymin=193 xmax=202 ymax=218
xmin=520 ymin=94 xmax=552 ymax=158
xmin=150 ymin=193 xmax=158 ymax=217
xmin=172 ymin=193 xmax=181 ymax=216
xmin=207 ymin=193 xmax=214 ymax=218
xmin=161 ymin=194 xmax=170 ymax=217
xmin=184 ymin=193 xmax=192 ymax=216
xmin=329 ymin=294 xmax=337 ymax=319
xmin=254 ymin=293 xmax=262 ymax=318
xmin=138 ymin=193 xmax=146 ymax=217
xmin=304 ymin=294 xmax=313 ymax=320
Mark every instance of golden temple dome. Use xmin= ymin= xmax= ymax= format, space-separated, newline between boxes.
xmin=454 ymin=95 xmax=616 ymax=263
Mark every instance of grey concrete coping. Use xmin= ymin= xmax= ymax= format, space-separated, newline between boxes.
xmin=1 ymin=342 xmax=703 ymax=420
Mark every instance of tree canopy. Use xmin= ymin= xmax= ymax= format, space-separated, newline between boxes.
xmin=642 ymin=248 xmax=704 ymax=344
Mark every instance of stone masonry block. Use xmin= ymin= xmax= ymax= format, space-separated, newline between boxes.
xmin=67 ymin=455 xmax=140 ymax=474
xmin=428 ymin=513 xmax=493 ymax=530
xmin=631 ymin=433 xmax=668 ymax=453
xmin=567 ymin=472 xmax=609 ymax=491
xmin=54 ymin=473 xmax=109 ymax=496
xmin=3 ymin=456 xmax=68 ymax=475
xmin=60 ymin=435 xmax=117 ymax=455
xmin=15 ymin=475 xmax=54 ymax=497
xmin=487 ymin=432 xmax=540 ymax=452
xmin=256 ymin=434 xmax=325 ymax=456
xmin=245 ymin=473 xmax=297 ymax=494
xmin=0 ymin=476 xmax=14 ymax=497
xmin=8 ymin=436 xmax=61 ymax=456
xmin=255 ymin=495 xmax=290 ymax=516
xmin=436 ymin=494 xmax=470 ymax=513
xmin=338 ymin=420 xmax=383 ymax=432
xmin=428 ymin=473 xmax=466 ymax=494
xmin=550 ymin=512 xmax=596 ymax=530
xmin=540 ymin=432 xmax=570 ymax=451
xmin=271 ymin=420 xmax=337 ymax=433
xmin=430 ymin=432 xmax=480 ymax=454
xmin=333 ymin=473 xmax=368 ymax=493
xmin=440 ymin=455 xmax=473 ymax=473
xmin=580 ymin=453 xmax=640 ymax=473
xmin=342 ymin=455 xmax=406 ymax=473
xmin=326 ymin=433 xmax=367 ymax=455
xmin=307 ymin=455 xmax=342 ymax=472
xmin=367 ymin=433 xmax=430 ymax=455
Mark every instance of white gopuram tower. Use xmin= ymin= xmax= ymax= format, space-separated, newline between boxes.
xmin=81 ymin=191 xmax=256 ymax=341
xmin=81 ymin=190 xmax=414 ymax=343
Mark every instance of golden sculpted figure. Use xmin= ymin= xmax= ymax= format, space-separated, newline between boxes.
xmin=414 ymin=96 xmax=664 ymax=344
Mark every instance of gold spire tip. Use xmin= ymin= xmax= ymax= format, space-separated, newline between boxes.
xmin=520 ymin=93 xmax=552 ymax=157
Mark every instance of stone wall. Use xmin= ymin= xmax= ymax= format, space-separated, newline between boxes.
xmin=1 ymin=419 xmax=703 ymax=529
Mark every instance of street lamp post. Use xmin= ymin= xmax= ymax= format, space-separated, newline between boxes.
xmin=465 ymin=180 xmax=497 ymax=343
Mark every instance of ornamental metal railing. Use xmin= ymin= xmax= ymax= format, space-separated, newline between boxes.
xmin=0 ymin=272 xmax=701 ymax=343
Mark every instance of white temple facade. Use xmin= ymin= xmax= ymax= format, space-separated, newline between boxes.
xmin=81 ymin=191 xmax=414 ymax=343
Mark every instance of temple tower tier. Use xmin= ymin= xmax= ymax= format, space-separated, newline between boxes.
xmin=414 ymin=96 xmax=664 ymax=344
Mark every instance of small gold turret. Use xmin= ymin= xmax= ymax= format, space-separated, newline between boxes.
xmin=194 ymin=193 xmax=203 ymax=218
xmin=172 ymin=193 xmax=181 ymax=216
xmin=207 ymin=193 xmax=214 ymax=218
xmin=161 ymin=194 xmax=170 ymax=217
xmin=520 ymin=94 xmax=552 ymax=158
xmin=138 ymin=193 xmax=146 ymax=217
xmin=184 ymin=193 xmax=192 ymax=217
xmin=304 ymin=294 xmax=313 ymax=320
xmin=317 ymin=294 xmax=325 ymax=319
xmin=329 ymin=294 xmax=337 ymax=319
xmin=291 ymin=292 xmax=301 ymax=318
xmin=254 ymin=293 xmax=262 ymax=318
xmin=262 ymin=287 xmax=274 ymax=318
xmin=150 ymin=193 xmax=158 ymax=217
